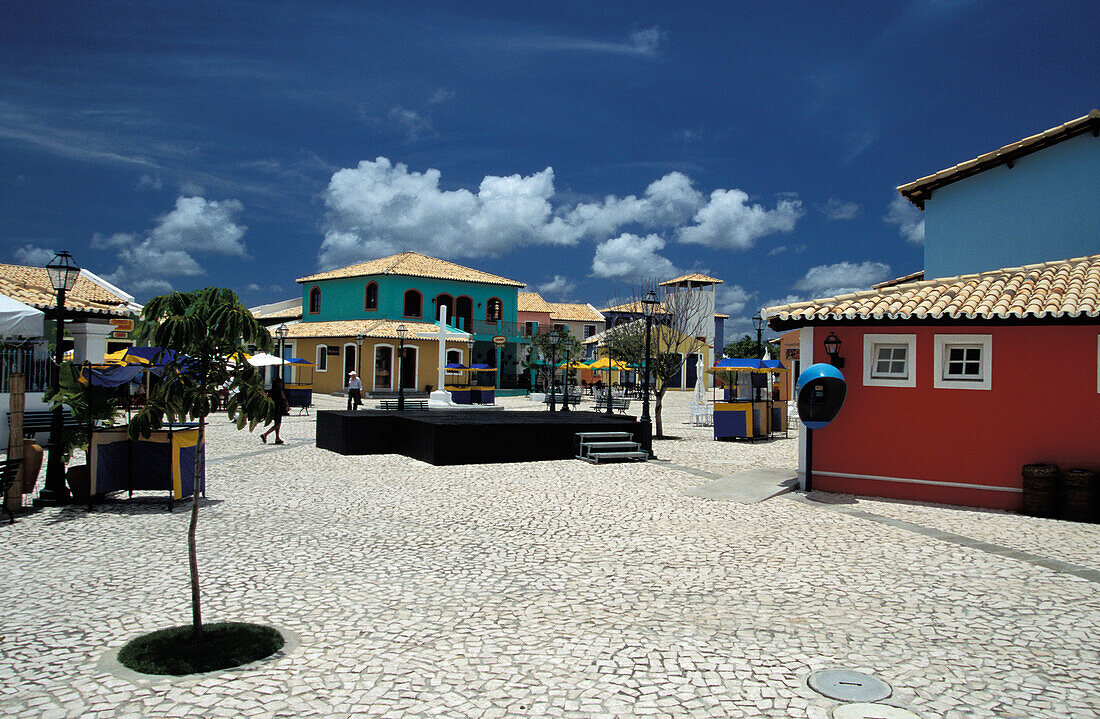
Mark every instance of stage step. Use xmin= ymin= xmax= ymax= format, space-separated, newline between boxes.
xmin=576 ymin=431 xmax=633 ymax=441
xmin=574 ymin=431 xmax=647 ymax=464
xmin=580 ymin=450 xmax=649 ymax=464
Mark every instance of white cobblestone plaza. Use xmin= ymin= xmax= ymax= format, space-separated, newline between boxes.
xmin=3 ymin=392 xmax=1099 ymax=718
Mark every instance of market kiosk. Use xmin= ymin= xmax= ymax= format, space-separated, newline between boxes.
xmin=711 ymin=359 xmax=789 ymax=441
xmin=443 ymin=364 xmax=496 ymax=404
xmin=283 ymin=357 xmax=315 ymax=414
xmin=444 ymin=363 xmax=472 ymax=404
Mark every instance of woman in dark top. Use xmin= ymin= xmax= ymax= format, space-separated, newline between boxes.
xmin=261 ymin=378 xmax=289 ymax=445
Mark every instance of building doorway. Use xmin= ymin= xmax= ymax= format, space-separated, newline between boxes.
xmin=399 ymin=346 xmax=418 ymax=390
xmin=343 ymin=344 xmax=357 ymax=386
xmin=374 ymin=345 xmax=393 ymax=391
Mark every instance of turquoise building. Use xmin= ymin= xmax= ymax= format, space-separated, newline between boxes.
xmin=288 ymin=252 xmax=527 ymax=394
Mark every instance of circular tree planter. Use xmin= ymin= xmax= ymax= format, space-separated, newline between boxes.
xmin=117 ymin=622 xmax=284 ymax=676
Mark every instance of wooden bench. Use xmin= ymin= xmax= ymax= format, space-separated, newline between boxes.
xmin=0 ymin=458 xmax=23 ymax=524
xmin=377 ymin=399 xmax=429 ymax=411
xmin=610 ymin=398 xmax=631 ymax=413
xmin=542 ymin=395 xmax=580 ymax=409
xmin=9 ymin=410 xmax=83 ymax=445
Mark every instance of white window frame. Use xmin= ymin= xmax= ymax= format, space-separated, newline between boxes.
xmin=933 ymin=334 xmax=992 ymax=390
xmin=343 ymin=342 xmax=358 ymax=387
xmin=862 ymin=333 xmax=916 ymax=388
xmin=372 ymin=343 xmax=394 ymax=392
xmin=584 ymin=324 xmax=596 ymax=338
xmin=316 ymin=344 xmax=328 ymax=372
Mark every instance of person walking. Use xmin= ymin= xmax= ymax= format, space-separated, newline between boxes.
xmin=261 ymin=378 xmax=289 ymax=445
xmin=347 ymin=370 xmax=363 ymax=410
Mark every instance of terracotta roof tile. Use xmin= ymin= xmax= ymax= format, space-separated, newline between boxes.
xmin=286 ymin=319 xmax=469 ymax=341
xmin=0 ymin=264 xmax=133 ymax=316
xmin=598 ymin=300 xmax=670 ymax=315
xmin=518 ymin=291 xmax=554 ymax=313
xmin=296 ymin=251 xmax=525 ymax=287
xmin=547 ymin=302 xmax=606 ymax=322
xmin=898 ymin=110 xmax=1100 ymax=209
xmin=765 ymin=254 xmax=1100 ymax=327
xmin=658 ymin=273 xmax=724 ymax=286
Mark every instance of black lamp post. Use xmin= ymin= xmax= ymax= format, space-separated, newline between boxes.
xmin=641 ymin=290 xmax=660 ymax=425
xmin=39 ymin=250 xmax=80 ymax=506
xmin=274 ymin=323 xmax=288 ymax=386
xmin=548 ymin=329 xmax=561 ymax=412
xmin=823 ymin=332 xmax=844 ymax=368
xmin=752 ymin=311 xmax=765 ymax=360
xmin=561 ymin=345 xmax=571 ymax=413
xmin=396 ymin=324 xmax=408 ymax=411
xmin=605 ymin=352 xmax=615 ymax=415
xmin=355 ymin=333 xmax=364 ymax=381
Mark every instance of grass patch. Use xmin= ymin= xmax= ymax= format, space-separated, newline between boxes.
xmin=117 ymin=622 xmax=284 ymax=675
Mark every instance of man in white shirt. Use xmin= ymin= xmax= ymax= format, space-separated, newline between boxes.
xmin=347 ymin=371 xmax=363 ymax=410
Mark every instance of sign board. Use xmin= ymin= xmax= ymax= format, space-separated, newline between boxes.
xmin=784 ymin=347 xmax=800 ymax=360
xmin=492 ymin=335 xmax=507 ymax=347
xmin=111 ymin=331 xmax=129 ymax=339
xmin=327 ymin=346 xmax=340 ymax=355
xmin=110 ymin=318 xmax=134 ymax=332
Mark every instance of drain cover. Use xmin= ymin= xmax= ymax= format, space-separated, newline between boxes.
xmin=833 ymin=703 xmax=921 ymax=719
xmin=808 ymin=669 xmax=892 ymax=702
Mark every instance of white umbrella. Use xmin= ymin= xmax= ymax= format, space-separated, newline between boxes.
xmin=247 ymin=352 xmax=288 ymax=366
xmin=692 ymin=355 xmax=707 ymax=401
xmin=0 ymin=293 xmax=44 ymax=338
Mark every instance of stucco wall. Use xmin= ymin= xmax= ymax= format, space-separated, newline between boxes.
xmin=291 ymin=337 xmax=469 ymax=395
xmin=807 ymin=323 xmax=1100 ymax=510
xmin=925 ymin=134 xmax=1100 ymax=278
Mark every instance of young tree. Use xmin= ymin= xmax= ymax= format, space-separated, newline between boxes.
xmin=523 ymin=328 xmax=583 ymax=392
xmin=724 ymin=334 xmax=780 ymax=359
xmin=129 ymin=287 xmax=274 ymax=637
xmin=602 ymin=281 xmax=710 ymax=437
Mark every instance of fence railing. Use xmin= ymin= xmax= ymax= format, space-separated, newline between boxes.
xmin=0 ymin=346 xmax=53 ymax=393
xmin=468 ymin=320 xmax=525 ymax=338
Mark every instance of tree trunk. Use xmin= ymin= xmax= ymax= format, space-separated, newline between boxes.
xmin=654 ymin=391 xmax=664 ymax=437
xmin=189 ymin=415 xmax=204 ymax=637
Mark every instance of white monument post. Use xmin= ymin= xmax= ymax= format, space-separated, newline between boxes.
xmin=418 ymin=305 xmax=470 ymax=408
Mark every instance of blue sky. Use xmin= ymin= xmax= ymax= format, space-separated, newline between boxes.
xmin=1 ymin=1 xmax=1097 ymax=333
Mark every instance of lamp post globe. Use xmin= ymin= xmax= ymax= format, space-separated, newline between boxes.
xmin=39 ymin=251 xmax=81 ymax=506
xmin=396 ymin=324 xmax=408 ymax=411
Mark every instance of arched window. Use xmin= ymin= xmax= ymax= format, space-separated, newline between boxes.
xmin=434 ymin=293 xmax=454 ymax=324
xmin=403 ymin=289 xmax=422 ymax=318
xmin=365 ymin=282 xmax=378 ymax=310
xmin=308 ymin=286 xmax=321 ymax=314
xmin=446 ymin=349 xmax=462 ymax=365
xmin=455 ymin=296 xmax=473 ymax=331
xmin=486 ymin=297 xmax=503 ymax=322
xmin=316 ymin=344 xmax=328 ymax=371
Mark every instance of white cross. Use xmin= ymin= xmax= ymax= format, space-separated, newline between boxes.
xmin=416 ymin=304 xmax=470 ymax=393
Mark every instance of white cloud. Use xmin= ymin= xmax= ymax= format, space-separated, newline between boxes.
xmin=13 ymin=244 xmax=57 ymax=266
xmin=536 ymin=275 xmax=577 ymax=299
xmin=136 ymin=174 xmax=163 ymax=191
xmin=427 ymin=88 xmax=455 ymax=105
xmin=388 ymin=106 xmax=432 ymax=142
xmin=715 ymin=284 xmax=753 ymax=317
xmin=820 ymin=198 xmax=860 ymax=220
xmin=518 ymin=26 xmax=665 ymax=57
xmin=590 ymin=233 xmax=678 ymax=280
xmin=317 ymin=159 xmax=804 ymax=269
xmin=885 ymin=196 xmax=925 ymax=244
xmin=677 ymin=190 xmax=803 ymax=249
xmin=793 ymin=260 xmax=891 ymax=297
xmin=94 ymin=196 xmax=247 ymax=295
xmin=319 ymin=158 xmax=566 ymax=268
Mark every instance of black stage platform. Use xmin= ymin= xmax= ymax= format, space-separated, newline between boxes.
xmin=316 ymin=410 xmax=652 ymax=465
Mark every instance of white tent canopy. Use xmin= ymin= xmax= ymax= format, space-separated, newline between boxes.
xmin=0 ymin=294 xmax=44 ymax=339
xmin=246 ymin=352 xmax=289 ymax=367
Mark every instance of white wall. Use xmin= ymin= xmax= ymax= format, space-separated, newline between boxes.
xmin=1 ymin=392 xmax=50 ymax=452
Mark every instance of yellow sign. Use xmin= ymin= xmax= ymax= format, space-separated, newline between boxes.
xmin=111 ymin=318 xmax=134 ymax=332
xmin=492 ymin=335 xmax=507 ymax=347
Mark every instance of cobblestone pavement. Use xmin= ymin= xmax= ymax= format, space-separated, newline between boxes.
xmin=2 ymin=392 xmax=1098 ymax=718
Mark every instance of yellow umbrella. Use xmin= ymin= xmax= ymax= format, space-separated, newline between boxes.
xmin=557 ymin=360 xmax=588 ymax=370
xmin=586 ymin=356 xmax=628 ymax=371
xmin=103 ymin=348 xmax=130 ymax=365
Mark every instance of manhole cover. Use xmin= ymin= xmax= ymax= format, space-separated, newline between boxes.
xmin=833 ymin=703 xmax=921 ymax=719
xmin=808 ymin=669 xmax=892 ymax=702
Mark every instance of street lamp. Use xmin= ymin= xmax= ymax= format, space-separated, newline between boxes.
xmin=561 ymin=343 xmax=571 ymax=413
xmin=548 ymin=330 xmax=561 ymax=413
xmin=355 ymin=333 xmax=364 ymax=383
xmin=823 ymin=332 xmax=844 ymax=368
xmin=640 ymin=290 xmax=660 ymax=426
xmin=274 ymin=323 xmax=288 ymax=386
xmin=396 ymin=324 xmax=408 ymax=410
xmin=752 ymin=311 xmax=765 ymax=360
xmin=39 ymin=251 xmax=80 ymax=506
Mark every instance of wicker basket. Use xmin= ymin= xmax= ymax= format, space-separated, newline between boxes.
xmin=1021 ymin=463 xmax=1059 ymax=518
xmin=1060 ymin=469 xmax=1098 ymax=523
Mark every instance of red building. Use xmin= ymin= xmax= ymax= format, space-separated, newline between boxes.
xmin=765 ymin=255 xmax=1100 ymax=510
